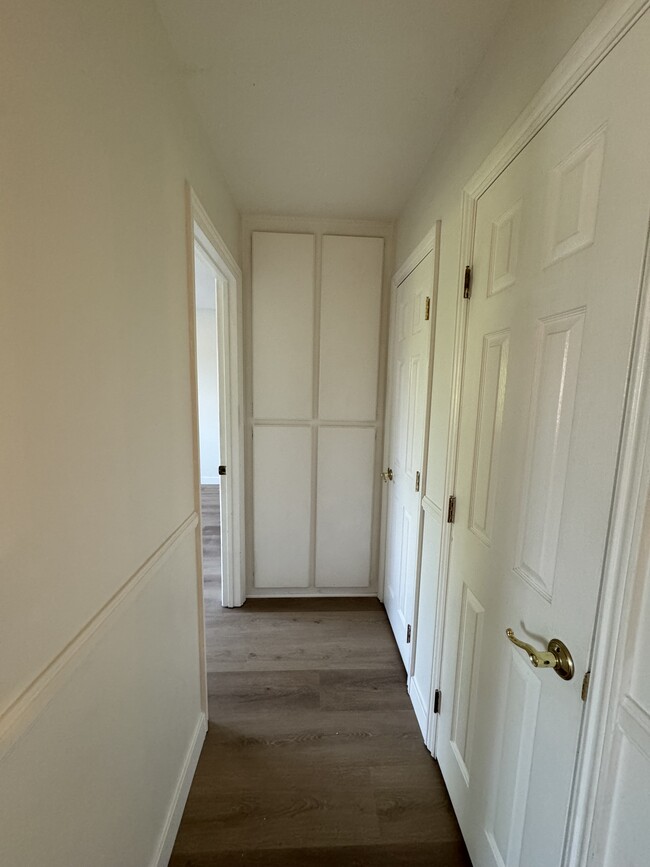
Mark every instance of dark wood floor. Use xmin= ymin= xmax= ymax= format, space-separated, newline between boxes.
xmin=169 ymin=485 xmax=471 ymax=866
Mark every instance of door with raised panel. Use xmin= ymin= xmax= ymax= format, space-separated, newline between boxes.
xmin=384 ymin=251 xmax=435 ymax=669
xmin=437 ymin=15 xmax=650 ymax=867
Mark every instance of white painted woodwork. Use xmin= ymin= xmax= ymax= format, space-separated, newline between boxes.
xmin=581 ymin=230 xmax=650 ymax=866
xmin=252 ymin=231 xmax=315 ymax=420
xmin=248 ymin=225 xmax=388 ymax=594
xmin=409 ymin=496 xmax=443 ymax=737
xmin=191 ymin=201 xmax=246 ymax=613
xmin=450 ymin=584 xmax=484 ymax=782
xmin=315 ymin=427 xmax=376 ymax=587
xmin=436 ymin=13 xmax=650 ymax=867
xmin=319 ymin=235 xmax=384 ymax=421
xmin=252 ymin=426 xmax=312 ymax=588
xmin=384 ymin=249 xmax=436 ymax=668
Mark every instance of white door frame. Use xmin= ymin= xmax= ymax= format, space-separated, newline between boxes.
xmin=186 ymin=187 xmax=246 ymax=708
xmin=380 ymin=224 xmax=440 ymax=682
xmin=378 ymin=223 xmax=440 ymax=608
xmin=423 ymin=0 xmax=650 ymax=856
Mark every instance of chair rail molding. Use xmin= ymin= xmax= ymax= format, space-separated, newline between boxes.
xmin=0 ymin=512 xmax=198 ymax=762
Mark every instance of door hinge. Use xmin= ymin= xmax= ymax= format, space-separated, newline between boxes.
xmin=424 ymin=296 xmax=431 ymax=320
xmin=581 ymin=670 xmax=591 ymax=702
xmin=434 ymin=689 xmax=442 ymax=714
xmin=406 ymin=624 xmax=412 ymax=644
xmin=415 ymin=470 xmax=421 ymax=492
xmin=447 ymin=495 xmax=456 ymax=523
xmin=463 ymin=266 xmax=472 ymax=299
xmin=218 ymin=465 xmax=227 ymax=476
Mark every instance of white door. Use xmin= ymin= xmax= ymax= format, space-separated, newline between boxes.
xmin=384 ymin=251 xmax=434 ymax=668
xmin=436 ymin=15 xmax=650 ymax=867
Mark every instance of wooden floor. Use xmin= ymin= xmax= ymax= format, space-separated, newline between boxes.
xmin=170 ymin=485 xmax=471 ymax=866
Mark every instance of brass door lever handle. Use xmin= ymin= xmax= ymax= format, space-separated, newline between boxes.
xmin=506 ymin=628 xmax=575 ymax=681
xmin=381 ymin=468 xmax=394 ymax=482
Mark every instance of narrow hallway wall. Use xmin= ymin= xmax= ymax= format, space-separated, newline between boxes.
xmin=0 ymin=1 xmax=239 ymax=863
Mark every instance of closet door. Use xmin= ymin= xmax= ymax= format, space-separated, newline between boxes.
xmin=250 ymin=230 xmax=384 ymax=594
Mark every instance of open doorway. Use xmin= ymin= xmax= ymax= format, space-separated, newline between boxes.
xmin=187 ymin=187 xmax=246 ymax=633
xmin=193 ymin=245 xmax=223 ymax=608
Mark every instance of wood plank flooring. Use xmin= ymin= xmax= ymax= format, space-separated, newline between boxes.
xmin=170 ymin=485 xmax=471 ymax=866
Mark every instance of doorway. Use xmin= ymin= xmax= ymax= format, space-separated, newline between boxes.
xmin=187 ymin=188 xmax=246 ymax=714
xmin=193 ymin=244 xmax=224 ymax=609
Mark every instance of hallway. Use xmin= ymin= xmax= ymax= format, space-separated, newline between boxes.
xmin=169 ymin=491 xmax=470 ymax=865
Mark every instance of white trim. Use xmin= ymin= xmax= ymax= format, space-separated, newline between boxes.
xmin=151 ymin=712 xmax=207 ymax=867
xmin=392 ymin=223 xmax=440 ymax=288
xmin=408 ymin=677 xmax=429 ymax=740
xmin=419 ymin=0 xmax=650 ymax=819
xmin=246 ymin=588 xmax=379 ymax=599
xmin=564 ymin=226 xmax=650 ymax=867
xmin=187 ymin=187 xmax=246 ymax=614
xmin=0 ymin=513 xmax=198 ymax=762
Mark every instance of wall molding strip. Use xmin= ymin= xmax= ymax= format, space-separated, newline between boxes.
xmin=0 ymin=512 xmax=199 ymax=760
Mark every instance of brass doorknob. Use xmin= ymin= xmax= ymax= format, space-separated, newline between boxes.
xmin=381 ymin=468 xmax=394 ymax=482
xmin=506 ymin=628 xmax=575 ymax=681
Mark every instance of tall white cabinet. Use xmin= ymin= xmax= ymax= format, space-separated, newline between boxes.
xmin=245 ymin=221 xmax=390 ymax=595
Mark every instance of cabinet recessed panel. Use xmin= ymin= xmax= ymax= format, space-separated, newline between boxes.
xmin=252 ymin=232 xmax=315 ymax=420
xmin=319 ymin=235 xmax=384 ymax=421
xmin=253 ymin=425 xmax=312 ymax=588
xmin=315 ymin=427 xmax=375 ymax=587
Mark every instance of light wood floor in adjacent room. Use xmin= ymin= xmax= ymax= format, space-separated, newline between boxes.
xmin=170 ymin=485 xmax=471 ymax=866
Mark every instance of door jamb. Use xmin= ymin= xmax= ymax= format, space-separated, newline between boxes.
xmin=185 ymin=187 xmax=246 ymax=711
xmin=422 ymin=0 xmax=650 ymax=854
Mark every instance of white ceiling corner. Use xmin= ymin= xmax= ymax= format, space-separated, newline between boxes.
xmin=156 ymin=0 xmax=512 ymax=219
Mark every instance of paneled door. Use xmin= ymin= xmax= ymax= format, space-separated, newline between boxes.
xmin=384 ymin=251 xmax=435 ymax=669
xmin=437 ymin=15 xmax=650 ymax=867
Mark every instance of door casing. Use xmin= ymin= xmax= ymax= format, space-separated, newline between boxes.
xmin=186 ymin=187 xmax=246 ymax=714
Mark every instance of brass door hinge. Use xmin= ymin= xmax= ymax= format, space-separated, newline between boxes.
xmin=407 ymin=624 xmax=412 ymax=644
xmin=447 ymin=495 xmax=456 ymax=523
xmin=415 ymin=470 xmax=421 ymax=492
xmin=425 ymin=296 xmax=431 ymax=320
xmin=463 ymin=266 xmax=472 ymax=299
xmin=434 ymin=689 xmax=442 ymax=714
xmin=581 ymin=670 xmax=591 ymax=702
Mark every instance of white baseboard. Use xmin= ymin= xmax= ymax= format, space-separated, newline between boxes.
xmin=408 ymin=676 xmax=429 ymax=741
xmin=152 ymin=712 xmax=207 ymax=867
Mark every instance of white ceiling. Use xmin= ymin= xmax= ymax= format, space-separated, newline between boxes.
xmin=156 ymin=0 xmax=512 ymax=219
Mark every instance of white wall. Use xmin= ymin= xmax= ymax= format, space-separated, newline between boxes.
xmin=194 ymin=251 xmax=221 ymax=484
xmin=0 ymin=1 xmax=239 ymax=864
xmin=398 ymin=0 xmax=608 ymax=731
